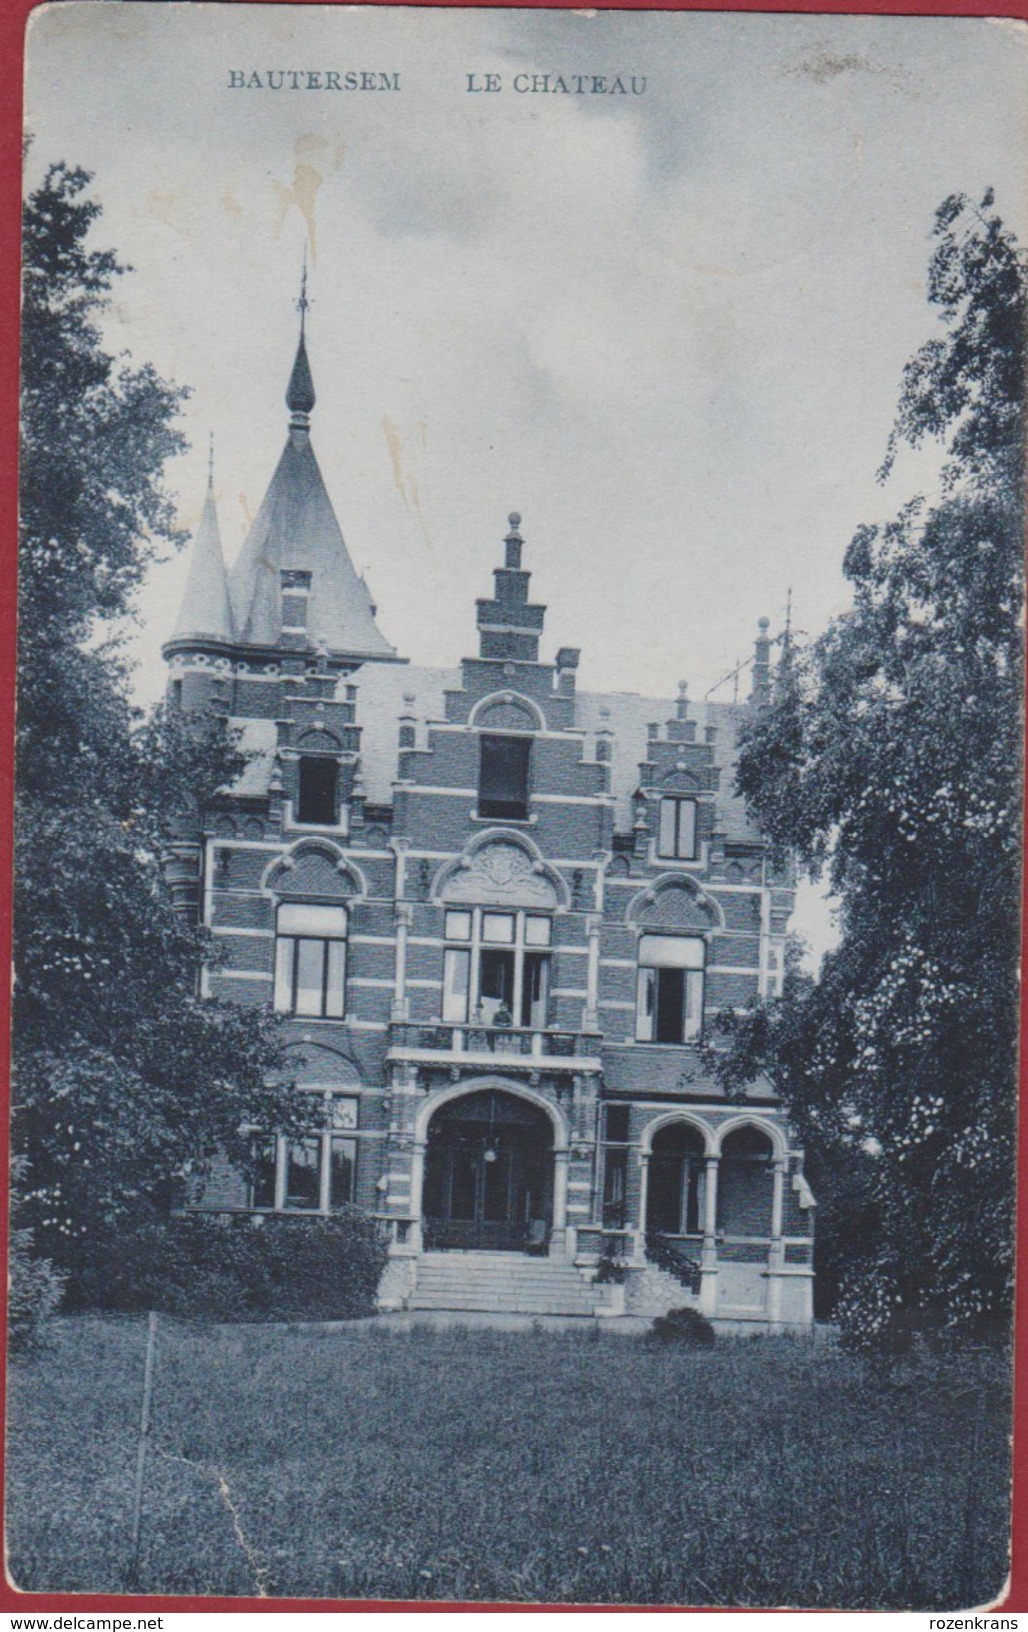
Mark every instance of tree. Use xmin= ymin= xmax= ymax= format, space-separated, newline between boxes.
xmin=717 ymin=192 xmax=1024 ymax=1338
xmin=15 ymin=164 xmax=312 ymax=1269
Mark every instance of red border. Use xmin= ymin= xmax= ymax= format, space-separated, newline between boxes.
xmin=2 ymin=0 xmax=1026 ymax=1615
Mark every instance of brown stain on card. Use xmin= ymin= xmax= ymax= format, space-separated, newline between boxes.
xmin=383 ymin=415 xmax=433 ymax=551
xmin=272 ymin=136 xmax=346 ymax=261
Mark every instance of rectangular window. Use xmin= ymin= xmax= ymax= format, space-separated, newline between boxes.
xmin=603 ymin=1148 xmax=628 ymax=1227
xmin=520 ymin=951 xmax=551 ymax=1028
xmin=250 ymin=1137 xmax=277 ymax=1209
xmin=297 ymin=756 xmax=339 ymax=824
xmin=329 ymin=1138 xmax=356 ymax=1208
xmin=441 ymin=908 xmax=555 ymax=1030
xmin=482 ymin=911 xmax=515 ymax=944
xmin=251 ymin=1096 xmax=359 ymax=1215
xmin=525 ymin=915 xmax=552 ymax=947
xmin=479 ymin=947 xmax=515 ymax=1023
xmin=658 ymin=798 xmax=698 ymax=860
xmin=442 ymin=946 xmax=471 ymax=1022
xmin=274 ymin=903 xmax=347 ymax=1018
xmin=636 ymin=935 xmax=705 ymax=1043
xmin=284 ymin=1140 xmax=321 ymax=1210
xmin=479 ymin=735 xmax=531 ymax=820
xmin=605 ymin=1104 xmax=630 ymax=1143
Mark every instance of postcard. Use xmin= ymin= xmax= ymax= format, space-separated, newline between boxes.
xmin=8 ymin=0 xmax=1025 ymax=1610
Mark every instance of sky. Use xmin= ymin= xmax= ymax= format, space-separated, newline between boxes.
xmin=22 ymin=2 xmax=1028 ymax=958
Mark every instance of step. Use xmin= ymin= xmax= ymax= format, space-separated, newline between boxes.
xmin=409 ymin=1296 xmax=599 ymax=1314
xmin=416 ymin=1268 xmax=589 ymax=1282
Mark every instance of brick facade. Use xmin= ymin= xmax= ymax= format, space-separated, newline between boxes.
xmin=162 ymin=330 xmax=815 ymax=1331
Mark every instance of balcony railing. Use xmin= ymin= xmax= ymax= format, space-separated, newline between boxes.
xmin=387 ymin=1021 xmax=601 ymax=1066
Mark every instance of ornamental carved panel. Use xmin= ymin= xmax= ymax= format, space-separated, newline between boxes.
xmin=443 ymin=842 xmax=560 ymax=906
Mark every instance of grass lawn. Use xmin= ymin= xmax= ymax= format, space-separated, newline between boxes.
xmin=5 ymin=1315 xmax=1011 ymax=1608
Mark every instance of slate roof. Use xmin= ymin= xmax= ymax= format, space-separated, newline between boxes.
xmin=227 ymin=427 xmax=397 ymax=660
xmin=173 ymin=482 xmax=235 ymax=643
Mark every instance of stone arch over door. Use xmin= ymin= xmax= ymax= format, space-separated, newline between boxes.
xmin=411 ymin=1077 xmax=569 ymax=1244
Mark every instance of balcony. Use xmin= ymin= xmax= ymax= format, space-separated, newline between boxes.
xmin=387 ymin=1021 xmax=603 ymax=1074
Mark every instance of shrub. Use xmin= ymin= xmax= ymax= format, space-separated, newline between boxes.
xmin=651 ymin=1305 xmax=716 ymax=1346
xmin=594 ymin=1241 xmax=627 ymax=1284
xmin=9 ymin=1227 xmax=66 ymax=1352
xmin=65 ymin=1209 xmax=387 ymax=1321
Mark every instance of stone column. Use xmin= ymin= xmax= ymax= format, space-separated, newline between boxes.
xmin=767 ymin=1156 xmax=787 ymax=1329
xmin=554 ymin=1155 xmax=571 ymax=1240
xmin=699 ymin=1154 xmax=720 ymax=1315
xmin=584 ymin=913 xmax=602 ymax=1032
xmin=633 ymin=1150 xmax=650 ymax=1263
xmin=391 ymin=902 xmax=412 ymax=1021
xmin=407 ymin=1136 xmax=426 ymax=1255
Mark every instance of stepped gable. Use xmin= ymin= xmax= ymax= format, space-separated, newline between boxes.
xmin=575 ymin=691 xmax=761 ymax=842
xmin=228 ymin=307 xmax=397 ymax=662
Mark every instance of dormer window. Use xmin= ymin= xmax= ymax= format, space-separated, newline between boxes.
xmin=479 ymin=735 xmax=531 ymax=820
xmin=297 ymin=756 xmax=338 ymax=825
xmin=658 ymin=797 xmax=697 ymax=860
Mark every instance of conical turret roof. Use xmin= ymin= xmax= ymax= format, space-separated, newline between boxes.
xmin=228 ymin=325 xmax=396 ymax=661
xmin=173 ymin=475 xmax=234 ymax=643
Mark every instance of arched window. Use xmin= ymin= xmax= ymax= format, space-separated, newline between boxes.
xmin=636 ymin=934 xmax=705 ymax=1042
xmin=273 ymin=902 xmax=348 ymax=1018
xmin=718 ymin=1125 xmax=775 ymax=1238
xmin=647 ymin=1122 xmax=706 ymax=1235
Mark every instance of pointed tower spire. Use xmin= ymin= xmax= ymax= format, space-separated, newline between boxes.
xmin=227 ymin=268 xmax=396 ymax=662
xmin=173 ymin=447 xmax=234 ymax=643
xmin=286 ymin=251 xmax=316 ymax=427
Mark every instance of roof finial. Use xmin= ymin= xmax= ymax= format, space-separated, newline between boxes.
xmin=286 ymin=250 xmax=317 ymax=425
xmin=207 ymin=430 xmax=214 ymax=489
xmin=297 ymin=244 xmax=310 ymax=336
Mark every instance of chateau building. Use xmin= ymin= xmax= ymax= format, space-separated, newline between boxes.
xmin=163 ymin=315 xmax=815 ymax=1330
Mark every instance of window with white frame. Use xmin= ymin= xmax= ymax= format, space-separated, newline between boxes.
xmin=657 ymin=797 xmax=698 ymax=860
xmin=274 ymin=902 xmax=347 ymax=1018
xmin=636 ymin=934 xmax=705 ymax=1043
xmin=442 ymin=907 xmax=552 ymax=1027
xmin=250 ymin=1094 xmax=358 ymax=1212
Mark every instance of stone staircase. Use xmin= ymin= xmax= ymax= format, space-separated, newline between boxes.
xmin=407 ymin=1251 xmax=606 ymax=1317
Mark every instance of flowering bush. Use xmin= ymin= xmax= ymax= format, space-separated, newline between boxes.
xmin=9 ymin=1227 xmax=66 ymax=1351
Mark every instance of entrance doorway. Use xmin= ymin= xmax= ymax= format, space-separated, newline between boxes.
xmin=423 ymin=1089 xmax=554 ymax=1251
